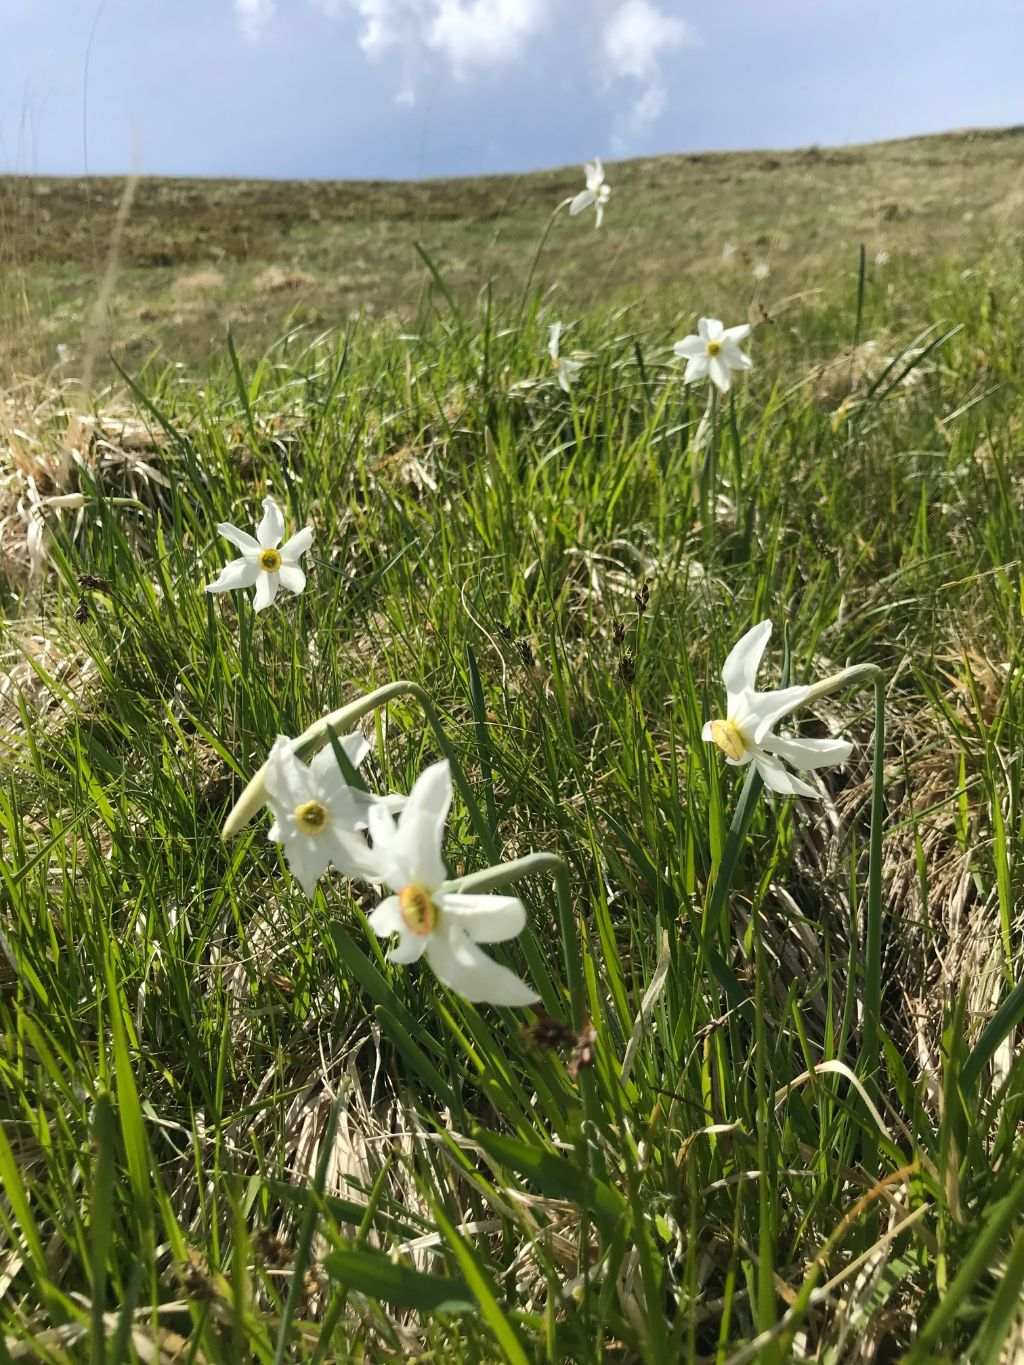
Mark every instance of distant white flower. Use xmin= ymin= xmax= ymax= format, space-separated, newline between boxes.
xmin=874 ymin=250 xmax=890 ymax=267
xmin=206 ymin=496 xmax=312 ymax=612
xmin=568 ymin=159 xmax=610 ymax=229
xmin=721 ymin=242 xmax=737 ymax=261
xmin=367 ymin=760 xmax=539 ymax=1006
xmin=548 ymin=322 xmax=583 ymax=392
xmin=674 ymin=317 xmax=753 ymax=395
xmin=752 ymin=260 xmax=771 ymax=281
xmin=702 ymin=620 xmax=853 ymax=799
xmin=264 ymin=733 xmax=399 ymax=896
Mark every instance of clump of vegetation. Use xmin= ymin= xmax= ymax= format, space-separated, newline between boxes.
xmin=1 ymin=135 xmax=1023 ymax=1360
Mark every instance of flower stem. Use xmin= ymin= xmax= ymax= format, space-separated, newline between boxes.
xmin=861 ymin=673 xmax=886 ymax=1078
xmin=451 ymin=852 xmax=584 ymax=1031
xmin=516 ymin=201 xmax=569 ymax=327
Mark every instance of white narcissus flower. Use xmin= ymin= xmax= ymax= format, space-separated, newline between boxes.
xmin=264 ymin=733 xmax=400 ymax=896
xmin=206 ymin=496 xmax=312 ymax=612
xmin=674 ymin=317 xmax=753 ymax=395
xmin=702 ymin=620 xmax=853 ymax=799
xmin=547 ymin=322 xmax=583 ymax=393
xmin=367 ymin=760 xmax=539 ymax=1007
xmin=568 ymin=158 xmax=610 ymax=229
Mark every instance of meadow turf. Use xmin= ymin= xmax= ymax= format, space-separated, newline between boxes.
xmin=1 ymin=133 xmax=1024 ymax=1360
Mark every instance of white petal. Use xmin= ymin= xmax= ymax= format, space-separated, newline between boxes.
xmin=754 ymin=754 xmax=819 ymax=800
xmin=284 ymin=838 xmax=334 ymax=897
xmin=394 ymin=760 xmax=451 ymax=889
xmin=216 ymin=522 xmax=260 ymax=553
xmin=388 ymin=932 xmax=430 ymax=965
xmin=721 ymin=340 xmax=753 ymax=371
xmin=427 ymin=927 xmax=538 ymax=1006
xmin=594 ymin=201 xmax=604 ymax=229
xmin=278 ymin=563 xmax=306 ymax=596
xmin=437 ymin=893 xmax=526 ymax=943
xmin=761 ymin=734 xmax=854 ymax=770
xmin=205 ymin=558 xmax=260 ymax=593
xmin=683 ymin=355 xmax=709 ymax=385
xmin=723 ymin=323 xmax=751 ymax=345
xmin=721 ymin=620 xmax=772 ymax=699
xmin=548 ymin=322 xmax=562 ymax=361
xmin=326 ymin=827 xmax=381 ymax=880
xmin=673 ymin=335 xmax=705 ymax=359
xmin=370 ymin=897 xmax=430 ymax=963
xmin=369 ymin=896 xmax=404 ymax=938
xmin=256 ymin=497 xmax=285 ymax=548
xmin=701 ymin=720 xmax=715 ymax=742
xmin=265 ymin=736 xmax=311 ymax=812
xmin=569 ymin=189 xmax=596 ymax=216
xmin=311 ymin=730 xmax=371 ymax=780
xmin=708 ymin=354 xmax=732 ymax=393
xmin=698 ymin=317 xmax=724 ymax=342
xmin=253 ymin=571 xmax=278 ymax=612
xmin=749 ymin=685 xmax=813 ymax=742
xmin=280 ymin=526 xmax=313 ymax=561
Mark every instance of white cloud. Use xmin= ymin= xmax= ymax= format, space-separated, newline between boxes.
xmin=331 ymin=0 xmax=429 ymax=57
xmin=602 ymin=1 xmax=693 ymax=149
xmin=427 ymin=0 xmax=545 ymax=75
xmin=305 ymin=0 xmax=696 ymax=144
xmin=602 ymin=0 xmax=691 ymax=82
xmin=235 ymin=0 xmax=276 ymax=41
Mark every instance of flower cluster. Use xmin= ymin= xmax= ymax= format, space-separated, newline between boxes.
xmin=203 ymin=157 xmax=870 ymax=1015
xmin=256 ymin=734 xmax=539 ymax=1006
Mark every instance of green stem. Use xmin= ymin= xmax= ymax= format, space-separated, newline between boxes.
xmin=516 ymin=201 xmax=569 ymax=327
xmin=861 ymin=674 xmax=886 ymax=1078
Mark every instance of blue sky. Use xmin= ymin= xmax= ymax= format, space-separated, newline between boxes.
xmin=2 ymin=0 xmax=1021 ymax=180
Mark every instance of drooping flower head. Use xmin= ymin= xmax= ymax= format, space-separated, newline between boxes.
xmin=367 ymin=760 xmax=539 ymax=1006
xmin=702 ymin=621 xmax=853 ymax=799
xmin=206 ymin=496 xmax=312 ymax=612
xmin=674 ymin=317 xmax=753 ymax=395
xmin=568 ymin=159 xmax=610 ymax=229
xmin=264 ymin=732 xmax=400 ymax=896
xmin=547 ymin=322 xmax=584 ymax=393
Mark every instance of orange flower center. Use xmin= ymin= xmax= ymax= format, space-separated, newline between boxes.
xmin=294 ymin=800 xmax=328 ymax=834
xmin=259 ymin=548 xmax=282 ymax=571
xmin=706 ymin=340 xmax=722 ymax=357
xmin=399 ymin=883 xmax=439 ymax=936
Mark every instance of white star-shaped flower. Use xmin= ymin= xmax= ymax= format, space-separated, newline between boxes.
xmin=568 ymin=158 xmax=610 ymax=229
xmin=674 ymin=317 xmax=753 ymax=395
xmin=367 ymin=760 xmax=539 ymax=1006
xmin=263 ymin=732 xmax=399 ymax=896
xmin=206 ymin=496 xmax=312 ymax=612
xmin=547 ymin=322 xmax=583 ymax=393
xmin=702 ymin=621 xmax=853 ymax=799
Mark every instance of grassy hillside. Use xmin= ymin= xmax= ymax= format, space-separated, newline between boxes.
xmin=1 ymin=130 xmax=1024 ymax=1360
xmin=1 ymin=126 xmax=1021 ymax=377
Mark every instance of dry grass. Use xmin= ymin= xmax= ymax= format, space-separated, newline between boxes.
xmin=1 ymin=126 xmax=1021 ymax=379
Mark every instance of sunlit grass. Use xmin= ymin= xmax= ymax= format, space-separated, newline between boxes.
xmin=1 ymin=226 xmax=1023 ymax=1361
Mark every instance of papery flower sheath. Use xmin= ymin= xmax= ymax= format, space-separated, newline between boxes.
xmin=367 ymin=760 xmax=539 ymax=1006
xmin=702 ymin=620 xmax=853 ymax=798
xmin=206 ymin=496 xmax=312 ymax=612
